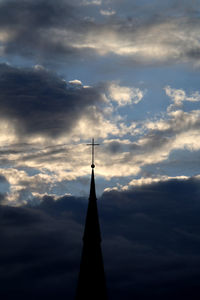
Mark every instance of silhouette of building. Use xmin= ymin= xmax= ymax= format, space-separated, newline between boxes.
xmin=75 ymin=139 xmax=107 ymax=300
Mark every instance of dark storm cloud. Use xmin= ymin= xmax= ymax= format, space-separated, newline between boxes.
xmin=0 ymin=0 xmax=73 ymax=27
xmin=101 ymin=177 xmax=200 ymax=299
xmin=0 ymin=199 xmax=83 ymax=300
xmin=0 ymin=64 xmax=104 ymax=137
xmin=0 ymin=0 xmax=104 ymax=62
xmin=0 ymin=0 xmax=78 ymax=59
xmin=2 ymin=177 xmax=200 ymax=299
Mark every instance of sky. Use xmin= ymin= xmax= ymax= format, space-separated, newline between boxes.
xmin=1 ymin=0 xmax=200 ymax=299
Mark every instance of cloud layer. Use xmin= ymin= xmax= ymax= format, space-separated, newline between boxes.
xmin=0 ymin=0 xmax=200 ymax=66
xmin=0 ymin=64 xmax=200 ymax=203
xmin=0 ymin=1 xmax=199 ymax=206
xmin=2 ymin=177 xmax=200 ymax=299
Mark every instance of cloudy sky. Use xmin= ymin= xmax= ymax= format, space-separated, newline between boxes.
xmin=1 ymin=0 xmax=200 ymax=299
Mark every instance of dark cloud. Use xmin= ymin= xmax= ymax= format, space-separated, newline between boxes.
xmin=0 ymin=64 xmax=104 ymax=137
xmin=0 ymin=0 xmax=104 ymax=63
xmin=0 ymin=0 xmax=199 ymax=66
xmin=105 ymin=141 xmax=123 ymax=154
xmin=0 ymin=0 xmax=78 ymax=60
xmin=2 ymin=178 xmax=200 ymax=299
xmin=100 ymin=177 xmax=200 ymax=299
xmin=186 ymin=47 xmax=200 ymax=59
xmin=0 ymin=200 xmax=83 ymax=300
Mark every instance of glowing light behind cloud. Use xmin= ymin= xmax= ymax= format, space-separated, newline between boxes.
xmin=0 ymin=0 xmax=200 ymax=205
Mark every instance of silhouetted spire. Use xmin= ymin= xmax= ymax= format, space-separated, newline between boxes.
xmin=83 ymin=168 xmax=101 ymax=244
xmin=89 ymin=168 xmax=97 ymax=200
xmin=75 ymin=139 xmax=107 ymax=300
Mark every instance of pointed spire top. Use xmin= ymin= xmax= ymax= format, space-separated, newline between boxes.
xmin=87 ymin=138 xmax=99 ymax=169
xmin=89 ymin=168 xmax=96 ymax=200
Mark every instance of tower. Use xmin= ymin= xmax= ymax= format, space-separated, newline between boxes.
xmin=75 ymin=139 xmax=107 ymax=300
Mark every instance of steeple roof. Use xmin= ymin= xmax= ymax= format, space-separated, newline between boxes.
xmin=75 ymin=141 xmax=107 ymax=300
xmin=83 ymin=168 xmax=101 ymax=244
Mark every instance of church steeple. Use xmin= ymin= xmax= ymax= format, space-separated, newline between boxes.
xmin=89 ymin=167 xmax=97 ymax=201
xmin=75 ymin=139 xmax=107 ymax=300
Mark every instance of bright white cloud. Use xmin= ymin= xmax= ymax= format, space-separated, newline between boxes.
xmin=0 ymin=167 xmax=57 ymax=205
xmin=165 ymin=86 xmax=200 ymax=108
xmin=34 ymin=64 xmax=45 ymax=71
xmin=109 ymin=83 xmax=144 ymax=106
xmin=82 ymin=0 xmax=102 ymax=5
xmin=68 ymin=79 xmax=83 ymax=85
xmin=136 ymin=109 xmax=200 ymax=165
xmin=100 ymin=9 xmax=116 ymax=16
xmin=105 ymin=175 xmax=189 ymax=192
xmin=127 ymin=175 xmax=189 ymax=188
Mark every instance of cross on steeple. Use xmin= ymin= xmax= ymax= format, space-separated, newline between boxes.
xmin=87 ymin=138 xmax=99 ymax=168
